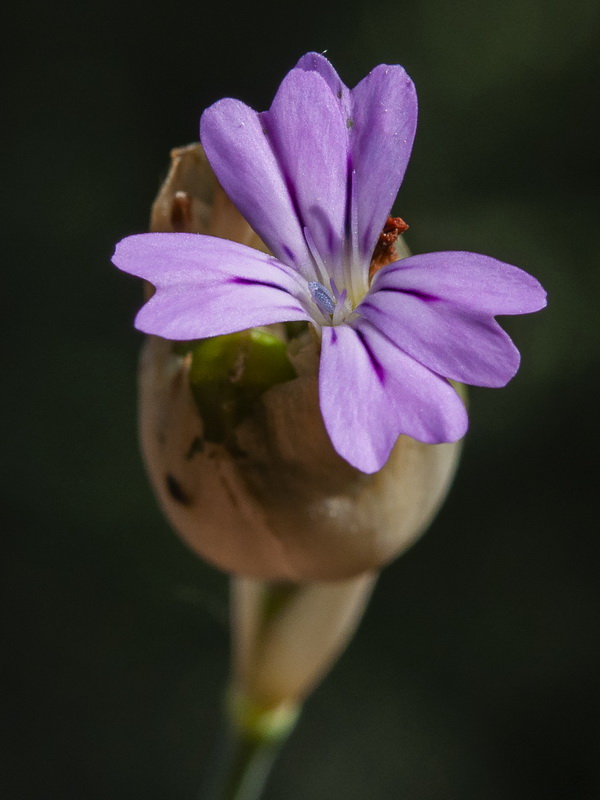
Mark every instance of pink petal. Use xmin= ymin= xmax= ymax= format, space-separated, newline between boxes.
xmin=349 ymin=65 xmax=418 ymax=261
xmin=359 ymin=290 xmax=521 ymax=387
xmin=319 ymin=320 xmax=467 ymax=474
xmin=112 ymin=233 xmax=311 ymax=340
xmin=295 ymin=55 xmax=419 ymax=268
xmin=294 ymin=52 xmax=352 ymax=119
xmin=261 ymin=68 xmax=349 ymax=283
xmin=375 ymin=251 xmax=547 ymax=315
xmin=200 ymin=98 xmax=315 ymax=277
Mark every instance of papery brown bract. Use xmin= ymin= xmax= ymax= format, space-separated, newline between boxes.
xmin=138 ymin=144 xmax=461 ymax=581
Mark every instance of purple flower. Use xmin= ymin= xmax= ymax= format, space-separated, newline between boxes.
xmin=113 ymin=52 xmax=546 ymax=474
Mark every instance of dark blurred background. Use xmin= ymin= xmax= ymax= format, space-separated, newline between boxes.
xmin=3 ymin=0 xmax=599 ymax=797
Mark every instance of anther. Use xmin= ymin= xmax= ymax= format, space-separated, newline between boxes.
xmin=309 ymin=281 xmax=336 ymax=316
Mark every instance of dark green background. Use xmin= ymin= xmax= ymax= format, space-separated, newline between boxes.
xmin=3 ymin=1 xmax=599 ymax=797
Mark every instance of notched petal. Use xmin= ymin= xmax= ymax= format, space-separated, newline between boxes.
xmin=375 ymin=251 xmax=547 ymax=316
xmin=112 ymin=234 xmax=311 ymax=340
xmin=359 ymin=289 xmax=523 ymax=387
xmin=319 ymin=321 xmax=467 ymax=474
xmin=349 ymin=64 xmax=418 ymax=261
xmin=200 ymin=98 xmax=314 ymax=274
xmin=261 ymin=68 xmax=350 ymax=280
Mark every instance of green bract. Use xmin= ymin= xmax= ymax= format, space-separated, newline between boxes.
xmin=180 ymin=329 xmax=296 ymax=445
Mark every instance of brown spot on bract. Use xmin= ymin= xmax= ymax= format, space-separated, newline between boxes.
xmin=185 ymin=436 xmax=205 ymax=459
xmin=166 ymin=473 xmax=192 ymax=505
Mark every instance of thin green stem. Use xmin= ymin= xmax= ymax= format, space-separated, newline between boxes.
xmin=200 ymin=692 xmax=300 ymax=800
xmin=200 ymin=724 xmax=282 ymax=800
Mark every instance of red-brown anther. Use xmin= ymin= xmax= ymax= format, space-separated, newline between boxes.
xmin=369 ymin=216 xmax=409 ymax=280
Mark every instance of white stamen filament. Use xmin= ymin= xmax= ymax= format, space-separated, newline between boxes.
xmin=303 ymin=226 xmax=329 ymax=287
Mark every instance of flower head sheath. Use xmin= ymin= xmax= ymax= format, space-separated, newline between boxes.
xmin=113 ymin=52 xmax=546 ymax=474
